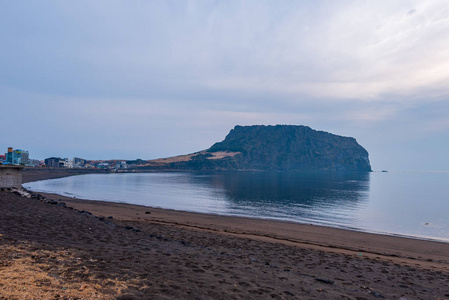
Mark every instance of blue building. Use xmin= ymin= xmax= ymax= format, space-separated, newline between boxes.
xmin=12 ymin=149 xmax=23 ymax=165
xmin=4 ymin=147 xmax=30 ymax=165
xmin=6 ymin=147 xmax=13 ymax=164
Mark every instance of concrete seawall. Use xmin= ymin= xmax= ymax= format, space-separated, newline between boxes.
xmin=0 ymin=165 xmax=24 ymax=188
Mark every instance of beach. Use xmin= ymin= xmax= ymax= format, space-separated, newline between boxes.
xmin=1 ymin=170 xmax=448 ymax=299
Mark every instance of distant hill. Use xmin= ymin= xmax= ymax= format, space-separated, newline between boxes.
xmin=143 ymin=125 xmax=372 ymax=171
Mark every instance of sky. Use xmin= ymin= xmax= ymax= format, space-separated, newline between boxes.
xmin=1 ymin=0 xmax=448 ymax=171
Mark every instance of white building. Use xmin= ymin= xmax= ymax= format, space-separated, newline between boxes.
xmin=62 ymin=158 xmax=73 ymax=168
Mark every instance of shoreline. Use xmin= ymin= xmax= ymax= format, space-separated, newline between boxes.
xmin=36 ymin=192 xmax=449 ymax=270
xmin=1 ymin=168 xmax=448 ymax=299
xmin=23 ymin=170 xmax=449 ymax=245
xmin=23 ymin=170 xmax=449 ymax=261
xmin=26 ymin=189 xmax=449 ymax=245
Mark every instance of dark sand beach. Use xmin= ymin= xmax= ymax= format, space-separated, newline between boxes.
xmin=1 ymin=169 xmax=448 ymax=299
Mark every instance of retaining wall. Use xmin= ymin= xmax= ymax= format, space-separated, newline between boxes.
xmin=0 ymin=166 xmax=24 ymax=188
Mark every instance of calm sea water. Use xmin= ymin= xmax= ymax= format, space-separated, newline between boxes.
xmin=24 ymin=171 xmax=449 ymax=242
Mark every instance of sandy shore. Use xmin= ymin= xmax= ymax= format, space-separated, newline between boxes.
xmin=1 ymin=170 xmax=448 ymax=299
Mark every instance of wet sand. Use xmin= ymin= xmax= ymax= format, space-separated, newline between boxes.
xmin=0 ymin=170 xmax=448 ymax=299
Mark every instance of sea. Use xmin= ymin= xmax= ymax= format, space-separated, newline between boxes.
xmin=24 ymin=171 xmax=449 ymax=243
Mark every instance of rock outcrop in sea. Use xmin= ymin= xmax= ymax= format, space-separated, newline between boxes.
xmin=145 ymin=125 xmax=372 ymax=172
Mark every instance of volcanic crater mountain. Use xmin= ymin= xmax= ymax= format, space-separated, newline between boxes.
xmin=146 ymin=125 xmax=372 ymax=171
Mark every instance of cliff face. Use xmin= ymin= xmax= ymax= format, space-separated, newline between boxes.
xmin=165 ymin=125 xmax=371 ymax=171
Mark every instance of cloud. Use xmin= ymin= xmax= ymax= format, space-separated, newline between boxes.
xmin=425 ymin=119 xmax=449 ymax=132
xmin=200 ymin=1 xmax=449 ymax=101
xmin=2 ymin=0 xmax=448 ymax=104
xmin=341 ymin=106 xmax=398 ymax=122
xmin=1 ymin=1 xmax=448 ymax=169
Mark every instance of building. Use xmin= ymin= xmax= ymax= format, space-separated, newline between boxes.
xmin=73 ymin=157 xmax=86 ymax=167
xmin=62 ymin=158 xmax=73 ymax=168
xmin=3 ymin=147 xmax=30 ymax=165
xmin=6 ymin=147 xmax=13 ymax=164
xmin=12 ymin=149 xmax=23 ymax=165
xmin=45 ymin=157 xmax=63 ymax=168
xmin=97 ymin=162 xmax=109 ymax=168
xmin=27 ymin=159 xmax=43 ymax=167
xmin=44 ymin=157 xmax=73 ymax=168
xmin=21 ymin=150 xmax=29 ymax=165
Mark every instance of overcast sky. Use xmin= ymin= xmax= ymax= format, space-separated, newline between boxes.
xmin=1 ymin=1 xmax=448 ymax=171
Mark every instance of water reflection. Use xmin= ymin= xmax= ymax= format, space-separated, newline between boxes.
xmin=184 ymin=171 xmax=371 ymax=226
xmin=24 ymin=171 xmax=449 ymax=241
xmin=25 ymin=171 xmax=371 ymax=225
xmin=207 ymin=171 xmax=369 ymax=203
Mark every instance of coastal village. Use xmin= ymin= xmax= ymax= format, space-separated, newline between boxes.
xmin=0 ymin=146 xmax=144 ymax=170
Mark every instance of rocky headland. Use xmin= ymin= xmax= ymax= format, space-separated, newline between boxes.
xmin=143 ymin=125 xmax=372 ymax=171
